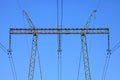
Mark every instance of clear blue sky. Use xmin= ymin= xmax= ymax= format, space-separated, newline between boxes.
xmin=0 ymin=0 xmax=120 ymax=80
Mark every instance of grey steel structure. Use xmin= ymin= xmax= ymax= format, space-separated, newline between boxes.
xmin=10 ymin=28 xmax=109 ymax=34
xmin=9 ymin=27 xmax=110 ymax=80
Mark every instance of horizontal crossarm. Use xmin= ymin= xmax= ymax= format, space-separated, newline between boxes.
xmin=10 ymin=28 xmax=109 ymax=34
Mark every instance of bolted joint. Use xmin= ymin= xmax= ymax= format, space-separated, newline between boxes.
xmin=81 ymin=32 xmax=86 ymax=36
xmin=33 ymin=32 xmax=38 ymax=36
xmin=7 ymin=49 xmax=12 ymax=55
xmin=93 ymin=10 xmax=97 ymax=13
xmin=57 ymin=48 xmax=62 ymax=52
xmin=107 ymin=49 xmax=111 ymax=55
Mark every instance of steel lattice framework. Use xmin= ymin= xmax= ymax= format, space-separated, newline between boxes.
xmin=9 ymin=27 xmax=110 ymax=80
xmin=28 ymin=34 xmax=38 ymax=80
xmin=10 ymin=28 xmax=109 ymax=34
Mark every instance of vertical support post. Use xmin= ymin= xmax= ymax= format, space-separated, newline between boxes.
xmin=81 ymin=34 xmax=91 ymax=80
xmin=107 ymin=33 xmax=111 ymax=55
xmin=8 ymin=33 xmax=12 ymax=55
xmin=8 ymin=31 xmax=18 ymax=80
xmin=28 ymin=34 xmax=38 ymax=80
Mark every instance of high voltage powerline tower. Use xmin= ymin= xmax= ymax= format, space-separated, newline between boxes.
xmin=9 ymin=10 xmax=110 ymax=80
xmin=0 ymin=0 xmax=119 ymax=80
xmin=9 ymin=26 xmax=110 ymax=80
xmin=8 ymin=0 xmax=111 ymax=80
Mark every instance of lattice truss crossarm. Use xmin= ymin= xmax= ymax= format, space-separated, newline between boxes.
xmin=10 ymin=28 xmax=109 ymax=34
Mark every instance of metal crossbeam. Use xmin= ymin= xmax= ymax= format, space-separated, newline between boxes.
xmin=10 ymin=28 xmax=109 ymax=34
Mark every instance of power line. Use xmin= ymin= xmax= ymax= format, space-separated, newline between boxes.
xmin=0 ymin=42 xmax=16 ymax=80
xmin=111 ymin=41 xmax=120 ymax=53
xmin=91 ymin=0 xmax=102 ymax=27
xmin=0 ymin=42 xmax=8 ymax=54
xmin=37 ymin=47 xmax=43 ymax=80
xmin=9 ymin=55 xmax=18 ymax=80
xmin=101 ymin=34 xmax=111 ymax=80
xmin=57 ymin=0 xmax=59 ymax=28
xmin=60 ymin=0 xmax=63 ymax=27
xmin=96 ymin=0 xmax=102 ymax=10
xmin=57 ymin=0 xmax=64 ymax=28
xmin=101 ymin=40 xmax=120 ymax=80
xmin=101 ymin=55 xmax=110 ymax=80
xmin=9 ymin=35 xmax=18 ymax=80
xmin=57 ymin=34 xmax=62 ymax=80
xmin=77 ymin=51 xmax=82 ymax=80
xmin=9 ymin=55 xmax=16 ymax=80
xmin=0 ymin=42 xmax=17 ymax=80
xmin=57 ymin=0 xmax=64 ymax=80
xmin=16 ymin=0 xmax=23 ymax=10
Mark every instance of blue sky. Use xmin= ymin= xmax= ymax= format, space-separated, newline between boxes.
xmin=0 ymin=0 xmax=120 ymax=80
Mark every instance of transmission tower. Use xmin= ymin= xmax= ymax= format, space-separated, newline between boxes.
xmin=9 ymin=9 xmax=110 ymax=80
xmin=9 ymin=27 xmax=110 ymax=79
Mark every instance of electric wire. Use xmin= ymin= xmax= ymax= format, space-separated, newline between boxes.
xmin=92 ymin=1 xmax=113 ymax=80
xmin=111 ymin=41 xmax=120 ymax=53
xmin=16 ymin=0 xmax=22 ymax=10
xmin=91 ymin=0 xmax=102 ymax=28
xmin=16 ymin=0 xmax=30 ymax=57
xmin=57 ymin=0 xmax=59 ymax=28
xmin=96 ymin=0 xmax=102 ymax=10
xmin=57 ymin=0 xmax=63 ymax=27
xmin=77 ymin=51 xmax=82 ymax=80
xmin=102 ymin=41 xmax=120 ymax=80
xmin=9 ymin=34 xmax=18 ymax=80
xmin=8 ymin=39 xmax=18 ymax=80
xmin=11 ymin=55 xmax=18 ymax=80
xmin=60 ymin=51 xmax=62 ymax=80
xmin=79 ymin=5 xmax=96 ymax=80
xmin=57 ymin=34 xmax=62 ymax=80
xmin=57 ymin=0 xmax=63 ymax=80
xmin=101 ymin=55 xmax=110 ymax=80
xmin=37 ymin=47 xmax=43 ymax=80
xmin=89 ymin=0 xmax=112 ymax=80
xmin=0 ymin=42 xmax=17 ymax=80
xmin=57 ymin=0 xmax=58 ymax=65
xmin=14 ymin=0 xmax=43 ymax=80
xmin=15 ymin=1 xmax=40 ymax=79
xmin=101 ymin=34 xmax=111 ymax=80
xmin=60 ymin=0 xmax=63 ymax=27
xmin=0 ymin=42 xmax=8 ymax=54
xmin=15 ymin=0 xmax=29 ymax=52
xmin=104 ymin=55 xmax=110 ymax=79
xmin=9 ymin=55 xmax=18 ymax=80
xmin=58 ymin=54 xmax=60 ymax=80
xmin=9 ymin=55 xmax=16 ymax=80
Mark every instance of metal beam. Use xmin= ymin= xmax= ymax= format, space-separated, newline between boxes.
xmin=10 ymin=28 xmax=109 ymax=34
